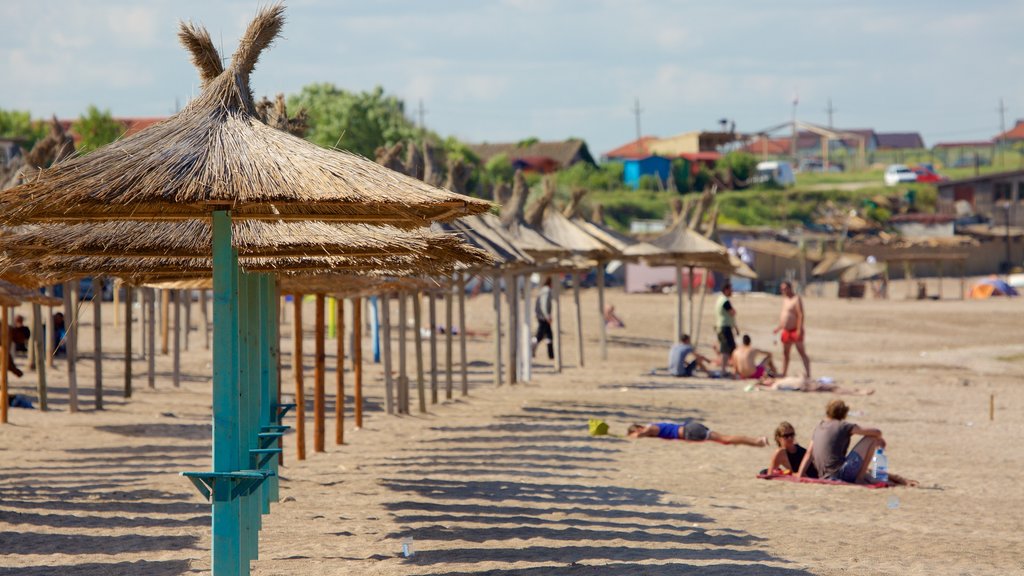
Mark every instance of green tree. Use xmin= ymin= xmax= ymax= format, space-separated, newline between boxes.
xmin=484 ymin=153 xmax=514 ymax=184
xmin=0 ymin=109 xmax=48 ymax=148
xmin=717 ymin=151 xmax=757 ymax=184
xmin=287 ymin=84 xmax=420 ymax=158
xmin=73 ymin=105 xmax=123 ymax=154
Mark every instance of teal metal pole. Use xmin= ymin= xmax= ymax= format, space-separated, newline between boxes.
xmin=258 ymin=274 xmax=274 ymax=514
xmin=211 ymin=211 xmax=242 ymax=575
xmin=238 ymin=269 xmax=253 ymax=568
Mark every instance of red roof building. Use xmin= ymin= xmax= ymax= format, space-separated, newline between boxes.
xmin=603 ymin=136 xmax=660 ymax=160
xmin=995 ymin=120 xmax=1024 ymax=143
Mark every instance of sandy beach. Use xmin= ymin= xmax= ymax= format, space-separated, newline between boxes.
xmin=1 ymin=283 xmax=1022 ymax=575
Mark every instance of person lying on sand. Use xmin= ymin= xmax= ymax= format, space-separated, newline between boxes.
xmin=797 ymin=399 xmax=916 ymax=486
xmin=756 ymin=376 xmax=874 ymax=396
xmin=627 ymin=420 xmax=767 ymax=447
xmin=730 ymin=334 xmax=777 ymax=382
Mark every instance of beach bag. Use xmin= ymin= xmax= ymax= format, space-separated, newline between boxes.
xmin=588 ymin=419 xmax=611 ymax=437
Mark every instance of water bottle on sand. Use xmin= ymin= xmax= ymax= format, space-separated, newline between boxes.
xmin=871 ymin=448 xmax=888 ymax=483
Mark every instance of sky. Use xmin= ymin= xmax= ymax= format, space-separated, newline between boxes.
xmin=2 ymin=1 xmax=1022 ymax=156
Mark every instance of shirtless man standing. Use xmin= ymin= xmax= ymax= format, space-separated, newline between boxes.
xmin=773 ymin=281 xmax=811 ymax=378
xmin=730 ymin=334 xmax=777 ymax=382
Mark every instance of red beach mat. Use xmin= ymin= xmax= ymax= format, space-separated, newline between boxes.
xmin=757 ymin=471 xmax=888 ymax=489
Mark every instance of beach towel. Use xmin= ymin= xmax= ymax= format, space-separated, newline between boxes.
xmin=757 ymin=471 xmax=888 ymax=489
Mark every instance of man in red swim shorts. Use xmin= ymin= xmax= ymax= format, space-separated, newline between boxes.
xmin=773 ymin=281 xmax=811 ymax=378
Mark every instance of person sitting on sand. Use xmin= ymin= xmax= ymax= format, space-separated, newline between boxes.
xmin=798 ymin=399 xmax=883 ymax=484
xmin=730 ymin=334 xmax=777 ymax=382
xmin=627 ymin=420 xmax=767 ymax=447
xmin=756 ymin=376 xmax=874 ymax=396
xmin=604 ymin=304 xmax=625 ymax=328
xmin=767 ymin=421 xmax=818 ymax=477
xmin=667 ymin=334 xmax=711 ymax=377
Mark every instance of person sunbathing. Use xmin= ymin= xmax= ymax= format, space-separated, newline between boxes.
xmin=627 ymin=420 xmax=767 ymax=447
xmin=757 ymin=376 xmax=874 ymax=396
xmin=730 ymin=334 xmax=776 ymax=382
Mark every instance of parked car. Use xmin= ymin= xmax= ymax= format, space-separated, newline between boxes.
xmin=911 ymin=165 xmax=947 ymax=183
xmin=798 ymin=158 xmax=844 ymax=173
xmin=753 ymin=161 xmax=796 ymax=187
xmin=883 ymin=164 xmax=917 ymax=186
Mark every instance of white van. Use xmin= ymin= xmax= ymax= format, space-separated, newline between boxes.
xmin=754 ymin=161 xmax=796 ymax=187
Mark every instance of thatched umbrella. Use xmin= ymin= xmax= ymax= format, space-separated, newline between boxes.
xmin=0 ymin=7 xmax=491 ymax=575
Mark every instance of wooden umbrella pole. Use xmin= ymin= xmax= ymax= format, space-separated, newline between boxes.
xmin=597 ymin=262 xmax=607 ymax=361
xmin=522 ymin=274 xmax=532 ymax=382
xmin=147 ymin=288 xmax=156 ymax=389
xmin=173 ymin=290 xmax=181 ymax=388
xmin=675 ymin=264 xmax=683 ymax=342
xmin=553 ymin=274 xmax=563 ymax=373
xmin=335 ymin=295 xmax=345 ymax=445
xmin=458 ymin=274 xmax=468 ymax=395
xmin=694 ymin=268 xmax=710 ymax=347
xmin=428 ymin=291 xmax=438 ymax=404
xmin=161 ymin=289 xmax=169 ymax=355
xmin=184 ymin=289 xmax=192 ymax=351
xmin=444 ymin=281 xmax=454 ymax=399
xmin=380 ymin=293 xmax=394 ymax=415
xmin=352 ymin=297 xmax=363 ymax=429
xmin=505 ymin=271 xmax=517 ymax=385
xmin=123 ymin=287 xmax=132 ymax=399
xmin=113 ymin=279 xmax=120 ymax=327
xmin=46 ymin=286 xmax=56 ymax=369
xmin=1 ymin=304 xmax=8 ymax=424
xmin=64 ymin=281 xmax=79 ymax=412
xmin=201 ymin=289 xmax=211 ymax=350
xmin=688 ymin=266 xmax=695 ymax=337
xmin=573 ymin=272 xmax=584 ymax=369
xmin=492 ymin=273 xmax=503 ymax=387
xmin=33 ymin=303 xmax=47 ymax=410
xmin=94 ymin=283 xmax=104 ymax=409
xmin=413 ymin=292 xmax=426 ymax=413
xmin=293 ymin=295 xmax=306 ymax=460
xmin=397 ymin=292 xmax=408 ymax=414
xmin=314 ymin=294 xmax=325 ymax=453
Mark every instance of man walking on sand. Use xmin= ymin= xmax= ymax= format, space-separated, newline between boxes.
xmin=773 ymin=281 xmax=811 ymax=378
xmin=715 ymin=281 xmax=739 ymax=376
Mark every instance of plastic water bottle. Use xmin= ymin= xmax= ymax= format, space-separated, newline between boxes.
xmin=871 ymin=448 xmax=888 ymax=483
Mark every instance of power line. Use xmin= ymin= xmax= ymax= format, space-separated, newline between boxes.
xmin=825 ymin=97 xmax=837 ymax=129
xmin=631 ymin=97 xmax=643 ymax=142
xmin=416 ymin=99 xmax=427 ymax=132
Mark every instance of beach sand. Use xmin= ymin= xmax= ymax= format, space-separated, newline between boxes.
xmin=0 ymin=282 xmax=1021 ymax=575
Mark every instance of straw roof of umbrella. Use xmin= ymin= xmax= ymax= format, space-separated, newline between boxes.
xmin=498 ymin=171 xmax=567 ymax=258
xmin=645 ymin=219 xmax=731 ymax=268
xmin=0 ymin=220 xmax=478 ymax=260
xmin=811 ymin=252 xmax=866 ymax=277
xmin=840 ymin=260 xmax=887 ymax=283
xmin=0 ymin=279 xmax=61 ymax=307
xmin=528 ymin=179 xmax=612 ymax=260
xmin=564 ymin=196 xmax=666 ymax=259
xmin=0 ymin=5 xmax=490 ymax=227
xmin=433 ymin=214 xmax=534 ymax=270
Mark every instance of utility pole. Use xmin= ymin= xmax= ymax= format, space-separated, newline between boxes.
xmin=825 ymin=97 xmax=837 ymax=129
xmin=997 ymin=97 xmax=1007 ymax=167
xmin=417 ymin=99 xmax=427 ymax=134
xmin=631 ymin=97 xmax=643 ymax=143
xmin=791 ymin=92 xmax=799 ymax=166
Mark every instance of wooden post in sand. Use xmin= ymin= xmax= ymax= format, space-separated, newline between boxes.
xmin=1 ymin=305 xmax=8 ymax=423
xmin=445 ymin=281 xmax=454 ymax=399
xmin=63 ymin=281 xmax=79 ymax=412
xmin=293 ymin=295 xmax=306 ymax=461
xmin=380 ymin=293 xmax=394 ymax=415
xmin=93 ymin=283 xmax=103 ymax=409
xmin=314 ymin=294 xmax=326 ymax=453
xmin=123 ymin=287 xmax=132 ymax=399
xmin=903 ymin=261 xmax=913 ymax=299
xmin=173 ymin=290 xmax=181 ymax=388
xmin=695 ymin=269 xmax=710 ymax=347
xmin=522 ymin=275 xmax=532 ymax=382
xmin=573 ymin=271 xmax=585 ymax=368
xmin=33 ymin=303 xmax=47 ymax=410
xmin=397 ymin=292 xmax=409 ymax=414
xmin=597 ymin=263 xmax=607 ymax=361
xmin=493 ymin=273 xmax=503 ymax=387
xmin=201 ymin=290 xmax=211 ymax=350
xmin=688 ymin=265 xmax=696 ymax=337
xmin=506 ymin=272 xmax=518 ymax=384
xmin=113 ymin=279 xmax=120 ymax=328
xmin=413 ymin=292 xmax=426 ymax=413
xmin=184 ymin=289 xmax=192 ymax=351
xmin=335 ymin=296 xmax=345 ymax=445
xmin=352 ymin=296 xmax=363 ymax=429
xmin=147 ymin=288 xmax=156 ymax=388
xmin=428 ymin=291 xmax=438 ymax=404
xmin=938 ymin=261 xmax=944 ymax=300
xmin=458 ymin=274 xmax=469 ymax=396
xmin=675 ymin=264 xmax=684 ymax=341
xmin=553 ymin=275 xmax=563 ymax=373
xmin=960 ymin=262 xmax=966 ymax=300
xmin=161 ymin=289 xmax=169 ymax=355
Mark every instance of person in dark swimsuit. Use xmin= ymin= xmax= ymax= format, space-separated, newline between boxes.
xmin=767 ymin=421 xmax=817 ymax=477
xmin=627 ymin=420 xmax=767 ymax=447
